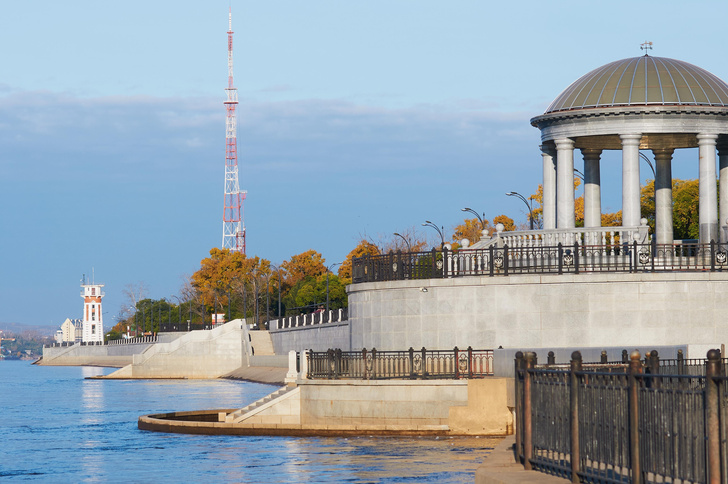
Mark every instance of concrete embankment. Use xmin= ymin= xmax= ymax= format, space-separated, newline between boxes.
xmin=139 ymin=377 xmax=514 ymax=437
xmin=38 ymin=341 xmax=153 ymax=367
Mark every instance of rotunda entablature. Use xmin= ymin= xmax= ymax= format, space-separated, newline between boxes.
xmin=533 ymin=105 xmax=728 ymax=150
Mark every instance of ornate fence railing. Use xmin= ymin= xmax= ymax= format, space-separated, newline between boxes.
xmin=306 ymin=347 xmax=493 ymax=380
xmin=352 ymin=240 xmax=728 ymax=283
xmin=515 ymin=349 xmax=727 ymax=484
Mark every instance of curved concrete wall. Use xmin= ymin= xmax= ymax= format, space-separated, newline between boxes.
xmin=346 ymin=272 xmax=728 ymax=352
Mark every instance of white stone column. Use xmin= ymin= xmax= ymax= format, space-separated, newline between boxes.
xmin=541 ymin=144 xmax=556 ymax=230
xmin=653 ymin=148 xmax=674 ymax=246
xmin=582 ymin=149 xmax=602 ymax=228
xmin=555 ymin=138 xmax=575 ymax=229
xmin=719 ymin=143 xmax=728 ymax=241
xmin=698 ymin=133 xmax=719 ymax=244
xmin=620 ymin=134 xmax=642 ymax=227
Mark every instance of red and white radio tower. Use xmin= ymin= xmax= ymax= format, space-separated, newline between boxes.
xmin=222 ymin=8 xmax=247 ymax=254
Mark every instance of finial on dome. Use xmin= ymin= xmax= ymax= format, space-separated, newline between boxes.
xmin=640 ymin=41 xmax=653 ymax=56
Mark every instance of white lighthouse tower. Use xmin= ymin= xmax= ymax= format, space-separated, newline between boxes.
xmin=80 ymin=276 xmax=105 ymax=343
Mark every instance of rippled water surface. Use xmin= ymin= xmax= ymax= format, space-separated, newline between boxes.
xmin=0 ymin=361 xmax=498 ymax=482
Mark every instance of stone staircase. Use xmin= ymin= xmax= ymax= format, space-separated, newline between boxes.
xmin=223 ymin=385 xmax=299 ymax=423
xmin=249 ymin=330 xmax=275 ymax=355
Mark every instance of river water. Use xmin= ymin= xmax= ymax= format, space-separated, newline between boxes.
xmin=0 ymin=361 xmax=498 ymax=483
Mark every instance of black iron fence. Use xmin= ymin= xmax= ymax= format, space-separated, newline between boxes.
xmin=515 ymin=349 xmax=727 ymax=484
xmin=306 ymin=346 xmax=493 ymax=380
xmin=352 ymin=241 xmax=728 ymax=283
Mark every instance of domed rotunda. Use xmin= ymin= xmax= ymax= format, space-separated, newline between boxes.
xmin=530 ymin=55 xmax=728 ymax=245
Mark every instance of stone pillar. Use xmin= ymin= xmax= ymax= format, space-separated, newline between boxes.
xmin=653 ymin=148 xmax=674 ymax=246
xmin=620 ymin=134 xmax=642 ymax=227
xmin=541 ymin=144 xmax=557 ymax=230
xmin=698 ymin=133 xmax=719 ymax=244
xmin=555 ymin=138 xmax=575 ymax=229
xmin=582 ymin=149 xmax=602 ymax=228
xmin=719 ymin=143 xmax=728 ymax=241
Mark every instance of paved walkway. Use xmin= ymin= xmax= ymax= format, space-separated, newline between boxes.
xmin=476 ymin=436 xmax=566 ymax=484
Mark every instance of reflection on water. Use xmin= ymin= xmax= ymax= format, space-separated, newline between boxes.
xmin=1 ymin=362 xmax=499 ymax=483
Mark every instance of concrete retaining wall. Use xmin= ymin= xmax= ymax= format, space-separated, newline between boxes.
xmin=270 ymin=321 xmax=350 ymax=353
xmin=118 ymin=320 xmax=245 ymax=379
xmin=40 ymin=341 xmax=156 ymax=367
xmin=347 ymin=272 xmax=728 ymax=351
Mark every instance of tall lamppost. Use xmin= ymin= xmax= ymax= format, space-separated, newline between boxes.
xmin=393 ymin=232 xmax=412 ymax=252
xmin=326 ymin=262 xmax=341 ymax=313
xmin=506 ymin=191 xmax=535 ymax=230
xmin=573 ymin=168 xmax=585 ymax=180
xmin=422 ymin=220 xmax=445 ymax=249
xmin=271 ymin=265 xmax=282 ymax=319
xmin=461 ymin=207 xmax=487 ymax=231
xmin=171 ymin=295 xmax=183 ymax=331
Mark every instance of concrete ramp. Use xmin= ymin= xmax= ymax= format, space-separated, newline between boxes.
xmin=105 ymin=320 xmax=245 ymax=379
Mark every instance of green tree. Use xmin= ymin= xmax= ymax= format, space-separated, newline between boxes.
xmin=641 ymin=178 xmax=702 ymax=240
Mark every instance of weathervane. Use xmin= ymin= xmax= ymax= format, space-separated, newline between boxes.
xmin=640 ymin=41 xmax=653 ymax=55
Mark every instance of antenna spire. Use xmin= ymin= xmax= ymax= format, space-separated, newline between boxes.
xmin=222 ymin=7 xmax=247 ymax=254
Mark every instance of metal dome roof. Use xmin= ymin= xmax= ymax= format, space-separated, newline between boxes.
xmin=545 ymin=56 xmax=728 ymax=114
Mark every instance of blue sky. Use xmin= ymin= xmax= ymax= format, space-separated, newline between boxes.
xmin=3 ymin=0 xmax=728 ymax=328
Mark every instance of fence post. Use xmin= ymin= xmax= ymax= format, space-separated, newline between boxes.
xmin=622 ymin=349 xmax=628 ymax=364
xmin=628 ymin=350 xmax=642 ymax=484
xmin=504 ymin=245 xmax=509 ymax=276
xmin=648 ymin=350 xmax=659 ymax=389
xmin=443 ymin=246 xmax=449 ymax=278
xmin=711 ymin=239 xmax=716 ymax=271
xmin=547 ymin=351 xmax=555 ymax=365
xmin=335 ymin=348 xmax=342 ymax=379
xmin=558 ymin=243 xmax=564 ymax=274
xmin=570 ymin=351 xmax=582 ymax=483
xmin=454 ymin=346 xmax=460 ymax=379
xmin=706 ymin=349 xmax=721 ymax=484
xmin=601 ymin=350 xmax=607 ymax=364
xmin=362 ymin=348 xmax=368 ymax=380
xmin=523 ymin=352 xmax=536 ymax=470
xmin=372 ymin=347 xmax=377 ymax=379
xmin=574 ymin=241 xmax=580 ymax=274
xmin=327 ymin=348 xmax=334 ymax=379
xmin=409 ymin=347 xmax=415 ymax=379
xmin=489 ymin=245 xmax=495 ymax=277
xmin=677 ymin=349 xmax=684 ymax=375
xmin=468 ymin=346 xmax=473 ymax=379
xmin=514 ymin=351 xmax=524 ymax=464
xmin=421 ymin=347 xmax=427 ymax=378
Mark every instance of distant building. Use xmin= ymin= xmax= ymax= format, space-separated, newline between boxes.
xmin=55 ymin=318 xmax=82 ymax=343
xmin=81 ymin=281 xmax=105 ymax=343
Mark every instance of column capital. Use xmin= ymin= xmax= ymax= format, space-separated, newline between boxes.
xmin=619 ymin=133 xmax=642 ymax=145
xmin=539 ymin=144 xmax=555 ymax=157
xmin=554 ymin=138 xmax=574 ymax=150
xmin=581 ymin=148 xmax=602 ymax=161
xmin=652 ymin=148 xmax=674 ymax=163
xmin=697 ymin=133 xmax=719 ymax=144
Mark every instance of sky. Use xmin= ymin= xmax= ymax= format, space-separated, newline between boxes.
xmin=3 ymin=0 xmax=728 ymax=328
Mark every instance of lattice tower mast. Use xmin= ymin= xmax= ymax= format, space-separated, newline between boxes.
xmin=222 ymin=8 xmax=247 ymax=253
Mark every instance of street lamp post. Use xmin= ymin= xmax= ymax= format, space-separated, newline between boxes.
xmin=393 ymin=232 xmax=412 ymax=252
xmin=171 ymin=295 xmax=183 ymax=331
xmin=421 ymin=221 xmax=445 ymax=249
xmin=639 ymin=152 xmax=656 ymax=178
xmin=506 ymin=191 xmax=535 ymax=230
xmin=461 ymin=208 xmax=487 ymax=231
